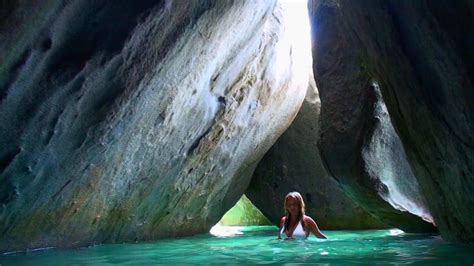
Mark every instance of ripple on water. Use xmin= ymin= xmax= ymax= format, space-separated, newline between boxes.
xmin=0 ymin=226 xmax=473 ymax=264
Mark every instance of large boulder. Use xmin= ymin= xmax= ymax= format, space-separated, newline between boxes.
xmin=309 ymin=0 xmax=473 ymax=241
xmin=247 ymin=77 xmax=386 ymax=230
xmin=0 ymin=1 xmax=308 ymax=251
xmin=309 ymin=0 xmax=436 ymax=233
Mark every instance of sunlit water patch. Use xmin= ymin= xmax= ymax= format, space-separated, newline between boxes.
xmin=1 ymin=226 xmax=473 ymax=264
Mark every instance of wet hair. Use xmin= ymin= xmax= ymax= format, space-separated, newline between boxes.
xmin=283 ymin=191 xmax=306 ymax=233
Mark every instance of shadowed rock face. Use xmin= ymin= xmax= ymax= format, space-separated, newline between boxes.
xmin=0 ymin=0 xmax=309 ymax=251
xmin=309 ymin=0 xmax=473 ymax=241
xmin=247 ymin=77 xmax=386 ymax=230
xmin=308 ymin=0 xmax=436 ymax=233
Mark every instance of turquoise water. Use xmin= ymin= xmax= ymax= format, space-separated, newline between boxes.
xmin=1 ymin=226 xmax=473 ymax=265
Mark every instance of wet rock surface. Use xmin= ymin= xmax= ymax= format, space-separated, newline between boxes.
xmin=0 ymin=0 xmax=309 ymax=251
xmin=309 ymin=0 xmax=472 ymax=241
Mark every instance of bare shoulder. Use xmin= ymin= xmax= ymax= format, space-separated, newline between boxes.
xmin=303 ymin=215 xmax=317 ymax=226
xmin=280 ymin=216 xmax=287 ymax=226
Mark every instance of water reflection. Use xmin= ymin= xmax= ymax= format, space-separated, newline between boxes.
xmin=1 ymin=226 xmax=472 ymax=265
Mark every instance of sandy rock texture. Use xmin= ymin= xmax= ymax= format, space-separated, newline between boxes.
xmin=0 ymin=0 xmax=308 ymax=251
xmin=309 ymin=0 xmax=472 ymax=241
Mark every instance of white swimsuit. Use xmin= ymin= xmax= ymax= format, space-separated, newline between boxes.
xmin=280 ymin=222 xmax=308 ymax=239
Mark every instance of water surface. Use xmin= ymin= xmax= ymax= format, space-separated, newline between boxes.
xmin=1 ymin=226 xmax=473 ymax=264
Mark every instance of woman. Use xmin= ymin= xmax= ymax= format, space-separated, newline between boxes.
xmin=278 ymin=191 xmax=327 ymax=239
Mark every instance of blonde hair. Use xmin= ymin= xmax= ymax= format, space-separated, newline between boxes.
xmin=283 ymin=192 xmax=306 ymax=231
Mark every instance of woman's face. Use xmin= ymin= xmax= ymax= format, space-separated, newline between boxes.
xmin=286 ymin=196 xmax=300 ymax=216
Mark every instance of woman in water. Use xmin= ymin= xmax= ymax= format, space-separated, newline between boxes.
xmin=278 ymin=191 xmax=327 ymax=239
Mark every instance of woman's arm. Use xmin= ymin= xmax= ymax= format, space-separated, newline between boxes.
xmin=278 ymin=216 xmax=286 ymax=239
xmin=305 ymin=216 xmax=327 ymax=239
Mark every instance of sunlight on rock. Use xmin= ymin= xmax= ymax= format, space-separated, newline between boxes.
xmin=363 ymin=82 xmax=434 ymax=224
xmin=278 ymin=0 xmax=312 ymax=87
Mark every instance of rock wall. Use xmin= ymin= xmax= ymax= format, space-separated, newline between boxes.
xmin=0 ymin=0 xmax=308 ymax=251
xmin=309 ymin=0 xmax=436 ymax=233
xmin=362 ymin=83 xmax=433 ymax=224
xmin=309 ymin=0 xmax=473 ymax=241
xmin=247 ymin=76 xmax=386 ymax=230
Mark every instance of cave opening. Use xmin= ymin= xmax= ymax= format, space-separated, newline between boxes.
xmin=210 ymin=194 xmax=272 ymax=237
